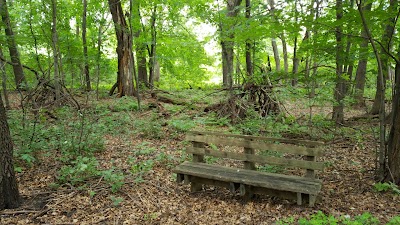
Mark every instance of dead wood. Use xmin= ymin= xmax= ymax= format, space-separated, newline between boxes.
xmin=204 ymin=83 xmax=281 ymax=123
xmin=24 ymin=78 xmax=80 ymax=111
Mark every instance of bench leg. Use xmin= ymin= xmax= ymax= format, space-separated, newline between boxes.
xmin=184 ymin=174 xmax=190 ymax=185
xmin=309 ymin=194 xmax=316 ymax=207
xmin=229 ymin=183 xmax=239 ymax=194
xmin=190 ymin=182 xmax=202 ymax=192
xmin=177 ymin=174 xmax=184 ymax=183
xmin=239 ymin=184 xmax=253 ymax=200
xmin=297 ymin=193 xmax=302 ymax=205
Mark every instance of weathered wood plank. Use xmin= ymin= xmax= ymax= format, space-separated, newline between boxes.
xmin=244 ymin=147 xmax=256 ymax=170
xmin=173 ymin=162 xmax=322 ymax=194
xmin=185 ymin=134 xmax=324 ymax=156
xmin=188 ymin=131 xmax=325 ymax=147
xmin=186 ymin=147 xmax=325 ymax=171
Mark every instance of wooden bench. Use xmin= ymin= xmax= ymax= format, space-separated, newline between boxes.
xmin=173 ymin=131 xmax=325 ymax=206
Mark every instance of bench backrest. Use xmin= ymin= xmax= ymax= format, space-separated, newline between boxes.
xmin=185 ymin=131 xmax=325 ymax=178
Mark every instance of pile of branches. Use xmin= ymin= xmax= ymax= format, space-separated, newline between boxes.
xmin=204 ymin=83 xmax=281 ymax=123
xmin=24 ymin=78 xmax=80 ymax=111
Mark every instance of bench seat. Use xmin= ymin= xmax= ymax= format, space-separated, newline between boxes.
xmin=174 ymin=161 xmax=322 ymax=195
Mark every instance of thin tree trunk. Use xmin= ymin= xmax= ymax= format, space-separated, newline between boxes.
xmin=281 ymin=33 xmax=288 ymax=73
xmin=354 ymin=2 xmax=370 ymax=107
xmin=332 ymin=0 xmax=345 ymax=124
xmin=357 ymin=0 xmax=386 ymax=180
xmin=387 ymin=49 xmax=400 ymax=184
xmin=245 ymin=0 xmax=252 ymax=79
xmin=0 ymin=48 xmax=9 ymax=109
xmin=221 ymin=0 xmax=242 ymax=88
xmin=0 ymin=0 xmax=26 ymax=89
xmin=0 ymin=91 xmax=20 ymax=210
xmin=291 ymin=0 xmax=299 ymax=86
xmin=148 ymin=4 xmax=157 ymax=88
xmin=51 ymin=0 xmax=61 ymax=101
xmin=96 ymin=22 xmax=103 ymax=100
xmin=268 ymin=0 xmax=280 ymax=72
xmin=82 ymin=0 xmax=91 ymax=91
xmin=271 ymin=38 xmax=280 ymax=72
xmin=370 ymin=0 xmax=396 ymax=115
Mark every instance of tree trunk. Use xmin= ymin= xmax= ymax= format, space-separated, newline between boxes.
xmin=387 ymin=51 xmax=400 ymax=184
xmin=51 ymin=0 xmax=61 ymax=101
xmin=271 ymin=38 xmax=280 ymax=72
xmin=0 ymin=91 xmax=20 ymax=210
xmin=131 ymin=0 xmax=148 ymax=86
xmin=281 ymin=33 xmax=288 ymax=73
xmin=332 ymin=0 xmax=345 ymax=124
xmin=95 ymin=21 xmax=104 ymax=100
xmin=82 ymin=0 xmax=91 ymax=91
xmin=0 ymin=48 xmax=9 ymax=109
xmin=268 ymin=0 xmax=280 ymax=72
xmin=148 ymin=4 xmax=157 ymax=87
xmin=221 ymin=0 xmax=242 ymax=88
xmin=245 ymin=0 xmax=252 ymax=78
xmin=370 ymin=0 xmax=396 ymax=115
xmin=354 ymin=2 xmax=370 ymax=107
xmin=291 ymin=0 xmax=299 ymax=86
xmin=0 ymin=0 xmax=26 ymax=89
xmin=108 ymin=0 xmax=135 ymax=97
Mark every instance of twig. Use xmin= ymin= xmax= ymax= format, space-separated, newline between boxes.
xmin=1 ymin=210 xmax=39 ymax=215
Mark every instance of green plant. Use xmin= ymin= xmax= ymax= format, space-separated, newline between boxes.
xmin=374 ymin=182 xmax=400 ymax=194
xmin=133 ymin=117 xmax=164 ymax=139
xmin=110 ymin=195 xmax=124 ymax=207
xmin=298 ymin=211 xmax=338 ymax=224
xmin=57 ymin=156 xmax=100 ymax=186
xmin=101 ymin=169 xmax=125 ymax=193
xmin=169 ymin=117 xmax=196 ymax=133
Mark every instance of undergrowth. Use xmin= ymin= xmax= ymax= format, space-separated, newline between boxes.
xmin=278 ymin=211 xmax=400 ymax=225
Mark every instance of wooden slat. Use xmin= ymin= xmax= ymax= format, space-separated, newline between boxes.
xmin=186 ymin=147 xmax=325 ymax=170
xmin=186 ymin=134 xmax=324 ymax=156
xmin=188 ymin=131 xmax=325 ymax=147
xmin=173 ymin=162 xmax=322 ymax=194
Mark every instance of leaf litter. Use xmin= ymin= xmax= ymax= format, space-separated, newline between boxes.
xmin=1 ymin=94 xmax=399 ymax=224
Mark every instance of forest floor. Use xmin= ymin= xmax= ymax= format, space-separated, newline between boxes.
xmin=1 ymin=89 xmax=399 ymax=224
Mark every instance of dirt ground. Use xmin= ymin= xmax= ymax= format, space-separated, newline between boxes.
xmin=1 ymin=93 xmax=399 ymax=224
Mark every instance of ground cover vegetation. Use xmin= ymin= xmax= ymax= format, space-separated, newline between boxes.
xmin=0 ymin=0 xmax=399 ymax=224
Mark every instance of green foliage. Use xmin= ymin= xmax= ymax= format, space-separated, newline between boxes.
xmin=169 ymin=117 xmax=197 ymax=133
xmin=101 ymin=169 xmax=125 ymax=193
xmin=110 ymin=195 xmax=124 ymax=207
xmin=110 ymin=97 xmax=139 ymax=112
xmin=373 ymin=182 xmax=400 ymax=195
xmin=278 ymin=212 xmax=399 ymax=225
xmin=57 ymin=156 xmax=100 ymax=186
xmin=133 ymin=116 xmax=164 ymax=139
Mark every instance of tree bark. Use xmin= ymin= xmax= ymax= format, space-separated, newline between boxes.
xmin=0 ymin=91 xmax=20 ymax=210
xmin=108 ymin=0 xmax=135 ymax=97
xmin=51 ymin=0 xmax=61 ymax=101
xmin=148 ymin=4 xmax=157 ymax=87
xmin=291 ymin=0 xmax=299 ymax=86
xmin=354 ymin=3 xmax=371 ymax=107
xmin=245 ymin=0 xmax=252 ymax=78
xmin=82 ymin=0 xmax=91 ymax=91
xmin=332 ymin=0 xmax=345 ymax=124
xmin=387 ymin=50 xmax=400 ymax=184
xmin=370 ymin=0 xmax=396 ymax=115
xmin=221 ymin=0 xmax=242 ymax=88
xmin=281 ymin=33 xmax=288 ymax=73
xmin=0 ymin=48 xmax=9 ymax=109
xmin=0 ymin=0 xmax=26 ymax=89
xmin=271 ymin=38 xmax=280 ymax=72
